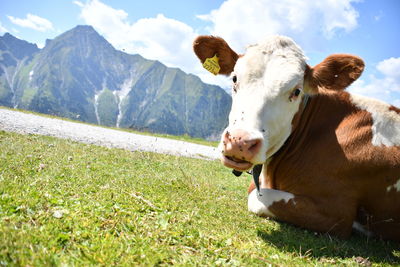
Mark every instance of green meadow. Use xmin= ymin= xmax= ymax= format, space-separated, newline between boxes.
xmin=0 ymin=131 xmax=399 ymax=266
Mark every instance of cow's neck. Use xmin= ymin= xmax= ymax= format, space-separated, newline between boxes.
xmin=290 ymin=93 xmax=311 ymax=133
xmin=261 ymin=91 xmax=356 ymax=189
xmin=257 ymin=93 xmax=311 ymax=189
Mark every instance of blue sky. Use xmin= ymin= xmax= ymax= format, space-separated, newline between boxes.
xmin=1 ymin=0 xmax=399 ymax=106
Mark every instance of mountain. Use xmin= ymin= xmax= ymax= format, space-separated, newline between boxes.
xmin=0 ymin=26 xmax=231 ymax=139
xmin=0 ymin=33 xmax=39 ymax=107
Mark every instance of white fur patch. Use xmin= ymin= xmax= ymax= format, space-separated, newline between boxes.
xmin=248 ymin=188 xmax=294 ymax=217
xmin=387 ymin=179 xmax=400 ymax=192
xmin=350 ymin=94 xmax=400 ymax=147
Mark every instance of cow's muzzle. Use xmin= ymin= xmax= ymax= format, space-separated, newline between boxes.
xmin=220 ymin=129 xmax=262 ymax=171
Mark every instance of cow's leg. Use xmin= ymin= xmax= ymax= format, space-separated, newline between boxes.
xmin=248 ymin=188 xmax=356 ymax=238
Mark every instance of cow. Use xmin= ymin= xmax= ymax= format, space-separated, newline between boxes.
xmin=193 ymin=35 xmax=400 ymax=241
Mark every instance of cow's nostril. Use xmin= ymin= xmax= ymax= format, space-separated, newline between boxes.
xmin=248 ymin=139 xmax=262 ymax=154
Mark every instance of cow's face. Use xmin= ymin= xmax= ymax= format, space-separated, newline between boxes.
xmin=193 ymin=35 xmax=364 ymax=171
xmin=224 ymin=36 xmax=306 ymax=170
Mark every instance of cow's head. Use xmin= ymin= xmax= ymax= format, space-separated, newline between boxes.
xmin=193 ymin=35 xmax=364 ymax=171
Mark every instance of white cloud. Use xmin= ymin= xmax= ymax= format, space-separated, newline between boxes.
xmin=77 ymin=0 xmax=130 ymax=38
xmin=126 ymin=14 xmax=197 ymax=70
xmin=36 ymin=42 xmax=45 ymax=49
xmin=349 ymin=57 xmax=400 ymax=106
xmin=7 ymin=13 xmax=54 ymax=32
xmin=73 ymin=1 xmax=84 ymax=8
xmin=198 ymin=0 xmax=359 ymax=52
xmin=0 ymin=21 xmax=8 ymax=34
xmin=75 ymin=0 xmax=198 ymax=73
xmin=74 ymin=0 xmax=232 ymax=89
xmin=376 ymin=57 xmax=400 ymax=79
xmin=74 ymin=0 xmax=362 ymax=91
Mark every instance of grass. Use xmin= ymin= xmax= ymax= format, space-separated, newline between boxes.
xmin=0 ymin=106 xmax=219 ymax=147
xmin=0 ymin=131 xmax=399 ymax=266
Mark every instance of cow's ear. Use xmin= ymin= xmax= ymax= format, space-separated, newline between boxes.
xmin=193 ymin=35 xmax=239 ymax=75
xmin=304 ymin=54 xmax=364 ymax=93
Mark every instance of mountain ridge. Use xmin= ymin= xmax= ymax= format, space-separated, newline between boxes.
xmin=0 ymin=25 xmax=231 ymax=139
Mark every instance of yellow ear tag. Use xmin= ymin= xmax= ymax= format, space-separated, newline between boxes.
xmin=202 ymin=54 xmax=220 ymax=75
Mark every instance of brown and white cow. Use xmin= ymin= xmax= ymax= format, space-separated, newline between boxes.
xmin=193 ymin=35 xmax=400 ymax=241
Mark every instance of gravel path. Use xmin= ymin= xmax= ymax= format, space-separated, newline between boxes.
xmin=0 ymin=108 xmax=220 ymax=161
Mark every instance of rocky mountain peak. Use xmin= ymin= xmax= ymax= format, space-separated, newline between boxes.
xmin=0 ymin=32 xmax=39 ymax=60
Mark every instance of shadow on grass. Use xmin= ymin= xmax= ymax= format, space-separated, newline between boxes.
xmin=257 ymin=223 xmax=400 ymax=265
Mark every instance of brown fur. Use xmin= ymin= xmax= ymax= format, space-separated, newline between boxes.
xmin=304 ymin=54 xmax=365 ymax=93
xmin=193 ymin=35 xmax=400 ymax=241
xmin=389 ymin=105 xmax=400 ymax=114
xmin=261 ymin=91 xmax=400 ymax=240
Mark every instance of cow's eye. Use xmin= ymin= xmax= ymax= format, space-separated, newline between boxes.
xmin=232 ymin=75 xmax=237 ymax=83
xmin=294 ymin=88 xmax=302 ymax=96
xmin=289 ymin=88 xmax=302 ymax=102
